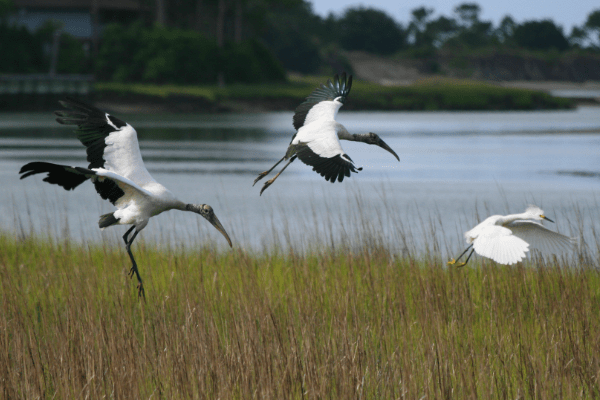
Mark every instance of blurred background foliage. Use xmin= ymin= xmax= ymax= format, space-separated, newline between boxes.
xmin=0 ymin=0 xmax=599 ymax=84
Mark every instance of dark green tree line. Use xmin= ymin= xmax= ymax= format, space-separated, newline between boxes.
xmin=1 ymin=0 xmax=599 ymax=81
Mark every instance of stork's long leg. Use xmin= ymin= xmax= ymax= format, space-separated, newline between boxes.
xmin=253 ymin=155 xmax=286 ymax=186
xmin=123 ymin=227 xmax=145 ymax=299
xmin=447 ymin=244 xmax=474 ymax=268
xmin=260 ymin=155 xmax=297 ymax=196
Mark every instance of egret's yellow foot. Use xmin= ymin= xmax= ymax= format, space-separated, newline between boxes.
xmin=447 ymin=258 xmax=467 ymax=268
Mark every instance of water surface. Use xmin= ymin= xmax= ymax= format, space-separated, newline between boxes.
xmin=2 ymin=107 xmax=599 ymax=259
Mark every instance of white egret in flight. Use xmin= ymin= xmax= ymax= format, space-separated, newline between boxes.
xmin=448 ymin=205 xmax=576 ymax=267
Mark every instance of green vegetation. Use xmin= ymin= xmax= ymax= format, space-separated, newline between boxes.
xmin=1 ymin=230 xmax=599 ymax=398
xmin=97 ymin=23 xmax=286 ymax=84
xmin=96 ymin=76 xmax=574 ymax=111
xmin=3 ymin=1 xmax=600 ymax=83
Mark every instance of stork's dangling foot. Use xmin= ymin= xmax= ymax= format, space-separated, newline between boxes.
xmin=254 ymin=156 xmax=286 ymax=186
xmin=123 ymin=226 xmax=145 ymax=300
xmin=259 ymin=156 xmax=297 ymax=195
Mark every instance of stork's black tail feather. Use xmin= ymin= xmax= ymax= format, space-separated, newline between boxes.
xmin=99 ymin=213 xmax=120 ymax=229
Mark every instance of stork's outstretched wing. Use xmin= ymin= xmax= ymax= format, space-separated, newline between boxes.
xmin=19 ymin=162 xmax=153 ymax=206
xmin=55 ymin=98 xmax=157 ymax=203
xmin=295 ymin=144 xmax=361 ymax=183
xmin=293 ymin=73 xmax=352 ymax=131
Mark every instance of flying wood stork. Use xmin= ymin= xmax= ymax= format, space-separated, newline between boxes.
xmin=447 ymin=205 xmax=575 ymax=267
xmin=19 ymin=98 xmax=232 ymax=298
xmin=253 ymin=73 xmax=400 ymax=195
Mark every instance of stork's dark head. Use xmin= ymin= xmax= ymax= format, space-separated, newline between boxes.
xmin=186 ymin=204 xmax=232 ymax=247
xmin=361 ymin=132 xmax=400 ymax=161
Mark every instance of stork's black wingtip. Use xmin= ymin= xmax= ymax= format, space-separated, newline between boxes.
xmin=357 ymin=167 xmax=363 ymax=171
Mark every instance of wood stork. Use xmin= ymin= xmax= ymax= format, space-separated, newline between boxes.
xmin=253 ymin=73 xmax=400 ymax=195
xmin=447 ymin=205 xmax=575 ymax=267
xmin=19 ymin=98 xmax=232 ymax=298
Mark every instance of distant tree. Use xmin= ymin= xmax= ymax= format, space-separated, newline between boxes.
xmin=424 ymin=16 xmax=458 ymax=48
xmin=584 ymin=10 xmax=600 ymax=48
xmin=443 ymin=3 xmax=496 ymax=48
xmin=407 ymin=6 xmax=434 ymax=47
xmin=452 ymin=21 xmax=494 ymax=48
xmin=496 ymin=15 xmax=516 ymax=44
xmin=569 ymin=26 xmax=588 ymax=48
xmin=260 ymin=1 xmax=323 ymax=73
xmin=336 ymin=6 xmax=406 ymax=55
xmin=512 ymin=20 xmax=569 ymax=51
xmin=0 ymin=0 xmax=13 ymax=20
xmin=0 ymin=25 xmax=45 ymax=73
xmin=454 ymin=3 xmax=480 ymax=28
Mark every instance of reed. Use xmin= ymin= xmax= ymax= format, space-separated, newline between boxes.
xmin=1 ymin=223 xmax=599 ymax=398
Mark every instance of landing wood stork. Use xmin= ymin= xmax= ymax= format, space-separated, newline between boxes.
xmin=19 ymin=98 xmax=232 ymax=298
xmin=253 ymin=73 xmax=400 ymax=195
xmin=447 ymin=205 xmax=575 ymax=267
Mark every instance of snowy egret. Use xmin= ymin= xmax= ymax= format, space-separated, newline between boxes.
xmin=253 ymin=73 xmax=400 ymax=195
xmin=448 ymin=205 xmax=576 ymax=267
xmin=19 ymin=98 xmax=233 ymax=298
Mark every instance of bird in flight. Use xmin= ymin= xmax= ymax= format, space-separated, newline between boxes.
xmin=448 ymin=205 xmax=576 ymax=267
xmin=19 ymin=98 xmax=232 ymax=298
xmin=253 ymin=73 xmax=400 ymax=195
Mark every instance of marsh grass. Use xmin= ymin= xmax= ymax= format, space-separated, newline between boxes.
xmin=95 ymin=76 xmax=573 ymax=112
xmin=1 ymin=218 xmax=600 ymax=398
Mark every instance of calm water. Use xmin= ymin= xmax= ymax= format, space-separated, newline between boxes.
xmin=1 ymin=107 xmax=600 ymax=258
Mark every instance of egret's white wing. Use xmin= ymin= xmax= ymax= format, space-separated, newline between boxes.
xmin=473 ymin=225 xmax=529 ymax=265
xmin=506 ymin=220 xmax=576 ymax=254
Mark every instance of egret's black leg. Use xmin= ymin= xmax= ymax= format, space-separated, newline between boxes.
xmin=123 ymin=228 xmax=145 ymax=299
xmin=448 ymin=244 xmax=474 ymax=268
xmin=260 ymin=155 xmax=297 ymax=196
xmin=459 ymin=248 xmax=475 ymax=268
xmin=253 ymin=155 xmax=286 ymax=186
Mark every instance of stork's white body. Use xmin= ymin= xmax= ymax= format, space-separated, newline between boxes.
xmin=92 ymin=122 xmax=185 ymax=230
xmin=292 ymin=100 xmax=353 ymax=163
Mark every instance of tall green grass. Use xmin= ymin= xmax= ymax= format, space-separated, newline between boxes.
xmin=1 ymin=222 xmax=599 ymax=398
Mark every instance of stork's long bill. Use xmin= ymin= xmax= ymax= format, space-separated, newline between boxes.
xmin=207 ymin=213 xmax=233 ymax=247
xmin=376 ymin=137 xmax=400 ymax=161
